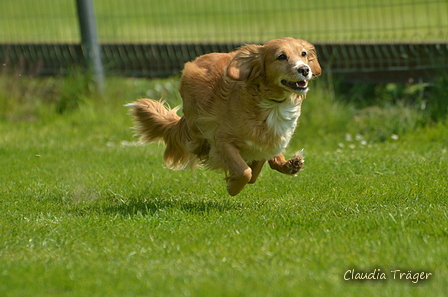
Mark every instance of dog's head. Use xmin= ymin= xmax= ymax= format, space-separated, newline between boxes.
xmin=226 ymin=38 xmax=321 ymax=99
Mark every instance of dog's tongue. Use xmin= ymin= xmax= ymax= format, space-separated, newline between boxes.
xmin=282 ymin=79 xmax=308 ymax=90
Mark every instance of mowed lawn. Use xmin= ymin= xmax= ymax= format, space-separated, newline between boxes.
xmin=0 ymin=77 xmax=447 ymax=296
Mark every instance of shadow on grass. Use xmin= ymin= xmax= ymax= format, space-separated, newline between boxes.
xmin=115 ymin=198 xmax=241 ymax=216
xmin=73 ymin=194 xmax=244 ymax=217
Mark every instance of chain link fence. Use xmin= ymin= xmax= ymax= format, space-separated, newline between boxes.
xmin=1 ymin=0 xmax=447 ymax=82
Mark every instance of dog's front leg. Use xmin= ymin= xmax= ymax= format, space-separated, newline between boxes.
xmin=268 ymin=151 xmax=304 ymax=175
xmin=217 ymin=143 xmax=252 ymax=196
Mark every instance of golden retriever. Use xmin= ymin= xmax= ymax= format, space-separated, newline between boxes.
xmin=127 ymin=37 xmax=321 ymax=195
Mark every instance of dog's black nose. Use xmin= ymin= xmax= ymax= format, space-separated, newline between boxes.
xmin=298 ymin=66 xmax=310 ymax=77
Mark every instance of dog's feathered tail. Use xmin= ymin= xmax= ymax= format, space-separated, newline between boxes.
xmin=126 ymin=99 xmax=196 ymax=170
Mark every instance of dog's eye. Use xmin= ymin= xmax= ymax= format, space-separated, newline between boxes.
xmin=301 ymin=51 xmax=307 ymax=57
xmin=277 ymin=54 xmax=287 ymax=61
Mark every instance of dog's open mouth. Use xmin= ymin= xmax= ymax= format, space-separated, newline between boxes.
xmin=281 ymin=80 xmax=308 ymax=92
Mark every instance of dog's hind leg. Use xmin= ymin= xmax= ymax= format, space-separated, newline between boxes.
xmin=268 ymin=151 xmax=304 ymax=175
xmin=248 ymin=160 xmax=266 ymax=184
xmin=212 ymin=143 xmax=252 ymax=196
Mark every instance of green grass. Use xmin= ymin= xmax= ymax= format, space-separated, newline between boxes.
xmin=1 ymin=75 xmax=447 ymax=296
xmin=1 ymin=0 xmax=447 ymax=43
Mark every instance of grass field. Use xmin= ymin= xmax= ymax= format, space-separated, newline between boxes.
xmin=1 ymin=0 xmax=447 ymax=43
xmin=0 ymin=75 xmax=447 ymax=296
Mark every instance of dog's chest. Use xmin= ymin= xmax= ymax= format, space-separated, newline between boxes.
xmin=241 ymin=100 xmax=302 ymax=161
xmin=264 ymin=100 xmax=301 ymax=138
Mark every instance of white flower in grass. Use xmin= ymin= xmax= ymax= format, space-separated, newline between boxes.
xmin=345 ymin=133 xmax=353 ymax=142
xmin=120 ymin=140 xmax=139 ymax=147
xmin=391 ymin=134 xmax=399 ymax=140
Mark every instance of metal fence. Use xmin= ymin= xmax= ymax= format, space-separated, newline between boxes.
xmin=1 ymin=0 xmax=447 ymax=83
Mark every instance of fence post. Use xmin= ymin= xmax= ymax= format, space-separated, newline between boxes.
xmin=76 ymin=0 xmax=104 ymax=94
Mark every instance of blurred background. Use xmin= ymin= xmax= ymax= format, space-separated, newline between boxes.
xmin=1 ymin=0 xmax=447 ymax=134
xmin=2 ymin=0 xmax=447 ymax=43
xmin=1 ymin=0 xmax=447 ymax=82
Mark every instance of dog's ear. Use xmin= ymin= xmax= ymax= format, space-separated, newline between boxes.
xmin=226 ymin=44 xmax=263 ymax=81
xmin=307 ymin=48 xmax=322 ymax=77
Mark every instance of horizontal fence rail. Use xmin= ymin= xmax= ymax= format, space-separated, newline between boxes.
xmin=1 ymin=42 xmax=447 ymax=83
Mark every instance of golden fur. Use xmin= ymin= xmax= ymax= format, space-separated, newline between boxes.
xmin=128 ymin=37 xmax=321 ymax=195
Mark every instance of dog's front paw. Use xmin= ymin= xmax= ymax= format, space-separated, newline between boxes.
xmin=287 ymin=151 xmax=304 ymax=175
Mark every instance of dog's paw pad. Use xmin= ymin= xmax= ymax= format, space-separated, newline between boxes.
xmin=288 ymin=151 xmax=304 ymax=175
